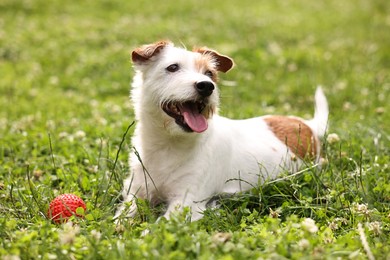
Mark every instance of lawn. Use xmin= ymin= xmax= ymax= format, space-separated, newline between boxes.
xmin=1 ymin=0 xmax=389 ymax=259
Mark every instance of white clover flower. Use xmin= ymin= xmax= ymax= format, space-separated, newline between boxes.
xmin=326 ymin=133 xmax=340 ymax=144
xmin=88 ymin=165 xmax=99 ymax=173
xmin=74 ymin=130 xmax=86 ymax=139
xmin=47 ymin=253 xmax=57 ymax=260
xmin=58 ymin=132 xmax=69 ymax=139
xmin=90 ymin=99 xmax=99 ymax=107
xmin=115 ymin=224 xmax=125 ymax=234
xmin=70 ymin=118 xmax=79 ymax=127
xmin=302 ymin=218 xmax=318 ymax=233
xmin=335 ymin=81 xmax=347 ymax=90
xmin=91 ymin=229 xmax=102 ymax=241
xmin=49 ymin=76 xmax=59 ymax=85
xmin=212 ymin=232 xmax=232 ymax=244
xmin=328 ymin=221 xmax=338 ymax=231
xmin=111 ymin=104 xmax=122 ymax=113
xmin=46 ymin=120 xmax=56 ymax=130
xmin=95 ymin=116 xmax=108 ymax=126
xmin=59 ymin=222 xmax=80 ymax=245
xmin=329 ymin=217 xmax=348 ymax=230
xmin=336 ymin=217 xmax=348 ymax=225
xmin=367 ymin=221 xmax=381 ymax=236
xmin=375 ymin=107 xmax=385 ymax=114
xmin=356 ymin=203 xmax=368 ymax=212
xmin=353 ymin=203 xmax=371 ymax=216
xmin=297 ymin=239 xmax=310 ymax=250
xmin=268 ymin=41 xmax=282 ymax=55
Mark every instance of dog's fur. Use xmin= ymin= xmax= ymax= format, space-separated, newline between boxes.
xmin=115 ymin=40 xmax=329 ymax=221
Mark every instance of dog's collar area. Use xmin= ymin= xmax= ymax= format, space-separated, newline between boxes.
xmin=162 ymin=101 xmax=208 ymax=133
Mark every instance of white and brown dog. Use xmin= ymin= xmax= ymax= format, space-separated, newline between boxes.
xmin=115 ymin=40 xmax=328 ymax=221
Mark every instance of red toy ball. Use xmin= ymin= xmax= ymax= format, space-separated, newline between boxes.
xmin=47 ymin=194 xmax=86 ymax=223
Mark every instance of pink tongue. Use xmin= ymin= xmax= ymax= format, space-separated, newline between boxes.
xmin=179 ymin=103 xmax=208 ymax=133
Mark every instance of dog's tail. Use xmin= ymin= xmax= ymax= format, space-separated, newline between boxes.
xmin=306 ymin=86 xmax=329 ymax=138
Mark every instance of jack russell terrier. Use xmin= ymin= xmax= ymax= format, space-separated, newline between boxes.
xmin=115 ymin=40 xmax=329 ymax=221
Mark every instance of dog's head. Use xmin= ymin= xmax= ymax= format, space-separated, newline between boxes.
xmin=131 ymin=40 xmax=234 ymax=134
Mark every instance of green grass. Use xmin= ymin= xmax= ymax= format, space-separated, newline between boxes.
xmin=1 ymin=0 xmax=389 ymax=259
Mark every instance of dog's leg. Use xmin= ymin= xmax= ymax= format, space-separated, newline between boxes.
xmin=163 ymin=197 xmax=207 ymax=221
xmin=190 ymin=203 xmax=207 ymax=221
xmin=114 ymin=169 xmax=151 ymax=221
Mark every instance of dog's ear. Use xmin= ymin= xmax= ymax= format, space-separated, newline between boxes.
xmin=194 ymin=48 xmax=234 ymax=73
xmin=132 ymin=41 xmax=172 ymax=64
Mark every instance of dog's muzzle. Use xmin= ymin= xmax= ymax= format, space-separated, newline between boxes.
xmin=161 ymin=81 xmax=215 ymax=133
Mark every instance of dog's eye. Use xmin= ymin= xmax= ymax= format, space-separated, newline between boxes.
xmin=166 ymin=64 xmax=180 ymax=73
xmin=205 ymin=70 xmax=214 ymax=78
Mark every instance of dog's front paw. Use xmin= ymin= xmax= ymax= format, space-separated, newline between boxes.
xmin=113 ymin=201 xmax=138 ymax=223
xmin=163 ymin=200 xmax=207 ymax=221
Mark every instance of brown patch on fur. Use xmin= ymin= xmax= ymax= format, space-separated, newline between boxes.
xmin=194 ymin=54 xmax=219 ymax=82
xmin=264 ymin=116 xmax=318 ymax=159
xmin=132 ymin=40 xmax=171 ymax=64
xmin=194 ymin=47 xmax=234 ymax=73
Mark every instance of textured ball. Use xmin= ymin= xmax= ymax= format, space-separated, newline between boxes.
xmin=48 ymin=194 xmax=86 ymax=223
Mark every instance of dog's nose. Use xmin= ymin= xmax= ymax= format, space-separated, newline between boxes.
xmin=196 ymin=81 xmax=215 ymax=97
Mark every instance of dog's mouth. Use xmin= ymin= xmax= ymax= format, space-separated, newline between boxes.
xmin=162 ymin=100 xmax=211 ymax=133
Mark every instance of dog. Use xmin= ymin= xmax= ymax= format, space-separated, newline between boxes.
xmin=115 ymin=40 xmax=329 ymax=221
